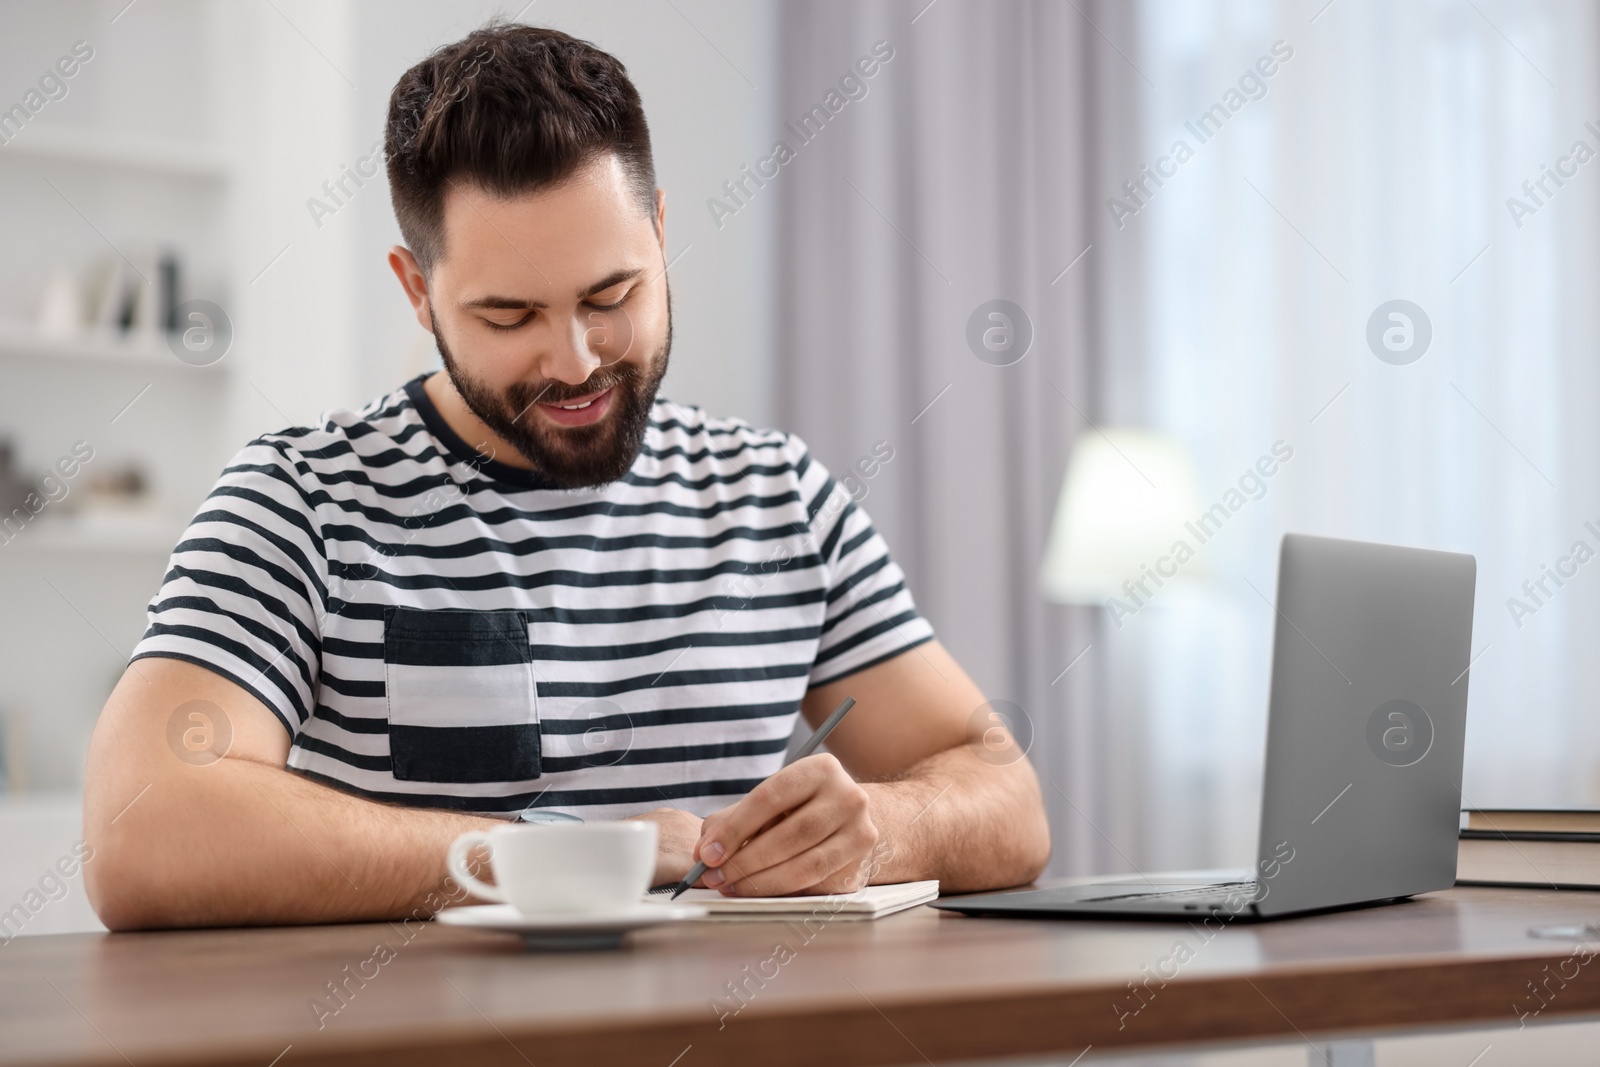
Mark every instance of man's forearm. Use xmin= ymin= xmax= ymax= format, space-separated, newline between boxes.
xmin=86 ymin=755 xmax=498 ymax=931
xmin=860 ymin=747 xmax=1051 ymax=892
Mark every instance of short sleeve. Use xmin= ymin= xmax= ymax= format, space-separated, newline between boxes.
xmin=789 ymin=436 xmax=935 ymax=688
xmin=129 ymin=436 xmax=327 ymax=737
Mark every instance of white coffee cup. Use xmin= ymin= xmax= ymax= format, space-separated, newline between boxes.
xmin=446 ymin=821 xmax=658 ymax=916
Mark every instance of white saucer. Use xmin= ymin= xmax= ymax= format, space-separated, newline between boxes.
xmin=437 ymin=902 xmax=707 ymax=950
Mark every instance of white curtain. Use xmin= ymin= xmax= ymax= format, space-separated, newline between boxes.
xmin=773 ymin=0 xmax=1600 ymax=880
xmin=773 ymin=0 xmax=1146 ymax=876
xmin=1119 ymin=0 xmax=1600 ymax=870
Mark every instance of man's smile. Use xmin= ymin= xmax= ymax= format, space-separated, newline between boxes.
xmin=534 ymin=385 xmax=614 ymax=427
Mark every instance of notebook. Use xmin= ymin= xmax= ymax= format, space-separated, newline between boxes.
xmin=647 ymin=880 xmax=940 ymax=921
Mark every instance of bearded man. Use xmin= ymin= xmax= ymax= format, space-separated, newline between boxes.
xmin=83 ymin=22 xmax=1049 ymax=929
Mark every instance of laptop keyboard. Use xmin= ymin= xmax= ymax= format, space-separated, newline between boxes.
xmin=1081 ymin=881 xmax=1258 ymax=903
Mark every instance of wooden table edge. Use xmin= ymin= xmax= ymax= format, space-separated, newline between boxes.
xmin=13 ymin=944 xmax=1600 ymax=1067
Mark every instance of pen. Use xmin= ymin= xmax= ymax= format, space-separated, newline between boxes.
xmin=669 ymin=695 xmax=858 ymax=899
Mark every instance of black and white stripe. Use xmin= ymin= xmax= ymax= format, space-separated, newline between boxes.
xmin=131 ymin=377 xmax=933 ymax=820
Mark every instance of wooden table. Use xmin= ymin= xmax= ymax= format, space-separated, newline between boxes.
xmin=4 ymin=885 xmax=1600 ymax=1067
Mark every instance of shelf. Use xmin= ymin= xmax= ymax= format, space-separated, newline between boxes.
xmin=0 ymin=321 xmax=230 ymax=372
xmin=3 ymin=512 xmax=183 ymax=554
xmin=0 ymin=126 xmax=229 ymax=181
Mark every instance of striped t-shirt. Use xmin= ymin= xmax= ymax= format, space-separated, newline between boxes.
xmin=131 ymin=376 xmax=934 ymax=821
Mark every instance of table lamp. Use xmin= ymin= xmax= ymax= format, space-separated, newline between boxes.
xmin=1040 ymin=429 xmax=1207 ymax=605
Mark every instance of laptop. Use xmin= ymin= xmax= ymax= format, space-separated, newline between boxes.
xmin=933 ymin=533 xmax=1477 ymax=922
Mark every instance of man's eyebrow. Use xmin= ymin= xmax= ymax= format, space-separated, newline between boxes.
xmin=460 ymin=295 xmax=545 ymax=310
xmin=459 ymin=268 xmax=645 ymax=312
xmin=579 ymin=267 xmax=644 ymax=299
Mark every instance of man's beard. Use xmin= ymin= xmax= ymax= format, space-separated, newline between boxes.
xmin=430 ymin=301 xmax=671 ymax=490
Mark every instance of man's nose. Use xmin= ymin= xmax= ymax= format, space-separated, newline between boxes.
xmin=535 ymin=311 xmax=607 ymax=386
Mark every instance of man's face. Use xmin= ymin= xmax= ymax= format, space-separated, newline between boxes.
xmin=419 ymin=154 xmax=670 ymax=488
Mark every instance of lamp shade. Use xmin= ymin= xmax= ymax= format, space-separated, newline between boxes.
xmin=1040 ymin=429 xmax=1207 ymax=604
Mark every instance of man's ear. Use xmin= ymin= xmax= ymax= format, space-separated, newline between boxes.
xmin=387 ymin=246 xmax=434 ymax=334
xmin=653 ymin=188 xmax=667 ymax=255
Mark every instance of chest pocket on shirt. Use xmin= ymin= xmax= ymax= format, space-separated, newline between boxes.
xmin=383 ymin=607 xmax=540 ymax=784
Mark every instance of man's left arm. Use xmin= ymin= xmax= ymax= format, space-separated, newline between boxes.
xmin=691 ymin=639 xmax=1051 ymax=896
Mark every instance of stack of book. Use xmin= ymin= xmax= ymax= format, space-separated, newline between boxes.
xmin=1457 ymin=809 xmax=1600 ymax=888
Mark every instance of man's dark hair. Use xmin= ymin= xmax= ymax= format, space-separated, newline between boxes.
xmin=385 ymin=22 xmax=656 ymax=273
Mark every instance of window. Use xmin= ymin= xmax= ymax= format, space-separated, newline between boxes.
xmin=1119 ymin=0 xmax=1600 ymax=868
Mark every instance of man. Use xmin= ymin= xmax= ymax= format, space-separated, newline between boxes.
xmin=84 ymin=22 xmax=1049 ymax=930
